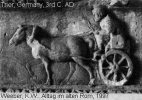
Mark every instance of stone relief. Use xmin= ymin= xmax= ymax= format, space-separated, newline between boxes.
xmin=9 ymin=25 xmax=96 ymax=86
xmin=91 ymin=4 xmax=133 ymax=86
xmin=0 ymin=0 xmax=135 ymax=93
xmin=92 ymin=5 xmax=126 ymax=53
xmin=8 ymin=3 xmax=133 ymax=87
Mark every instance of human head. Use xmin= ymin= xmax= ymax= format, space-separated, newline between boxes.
xmin=92 ymin=4 xmax=108 ymax=22
xmin=9 ymin=25 xmax=27 ymax=46
xmin=100 ymin=15 xmax=115 ymax=34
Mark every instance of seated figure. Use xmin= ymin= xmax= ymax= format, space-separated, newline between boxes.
xmin=92 ymin=4 xmax=125 ymax=60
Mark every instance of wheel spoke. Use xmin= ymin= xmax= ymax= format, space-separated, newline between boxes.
xmin=118 ymin=57 xmax=125 ymax=65
xmin=121 ymin=66 xmax=129 ymax=68
xmin=101 ymin=50 xmax=132 ymax=86
xmin=106 ymin=69 xmax=113 ymax=78
xmin=113 ymin=54 xmax=116 ymax=65
xmin=127 ymin=68 xmax=132 ymax=76
xmin=106 ymin=59 xmax=112 ymax=66
xmin=121 ymin=73 xmax=127 ymax=80
xmin=103 ymin=66 xmax=111 ymax=70
xmin=113 ymin=72 xmax=117 ymax=82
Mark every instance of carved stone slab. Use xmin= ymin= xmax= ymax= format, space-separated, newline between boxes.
xmin=0 ymin=0 xmax=137 ymax=93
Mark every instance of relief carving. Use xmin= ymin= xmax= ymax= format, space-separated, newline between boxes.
xmin=9 ymin=25 xmax=96 ymax=86
xmin=91 ymin=4 xmax=133 ymax=86
xmin=4 ymin=2 xmax=134 ymax=92
xmin=91 ymin=4 xmax=126 ymax=54
xmin=9 ymin=21 xmax=133 ymax=87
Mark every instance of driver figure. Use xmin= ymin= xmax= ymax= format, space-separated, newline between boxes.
xmin=92 ymin=4 xmax=125 ymax=60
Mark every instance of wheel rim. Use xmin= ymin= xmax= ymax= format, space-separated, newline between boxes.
xmin=99 ymin=50 xmax=133 ymax=86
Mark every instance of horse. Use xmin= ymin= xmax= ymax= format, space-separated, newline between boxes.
xmin=9 ymin=25 xmax=95 ymax=86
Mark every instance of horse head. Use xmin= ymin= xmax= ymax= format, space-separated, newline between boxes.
xmin=9 ymin=25 xmax=29 ymax=46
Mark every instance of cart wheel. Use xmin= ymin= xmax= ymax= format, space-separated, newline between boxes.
xmin=99 ymin=50 xmax=133 ymax=86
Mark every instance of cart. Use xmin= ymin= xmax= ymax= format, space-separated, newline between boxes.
xmin=93 ymin=34 xmax=133 ymax=86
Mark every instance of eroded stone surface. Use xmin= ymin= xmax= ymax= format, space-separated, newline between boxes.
xmin=0 ymin=0 xmax=141 ymax=86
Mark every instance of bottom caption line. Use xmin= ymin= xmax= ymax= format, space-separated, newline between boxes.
xmin=0 ymin=92 xmax=109 ymax=100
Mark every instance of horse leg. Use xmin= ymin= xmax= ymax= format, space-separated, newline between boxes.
xmin=41 ymin=57 xmax=51 ymax=85
xmin=72 ymin=57 xmax=95 ymax=86
xmin=60 ymin=62 xmax=76 ymax=85
xmin=26 ymin=63 xmax=38 ymax=81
